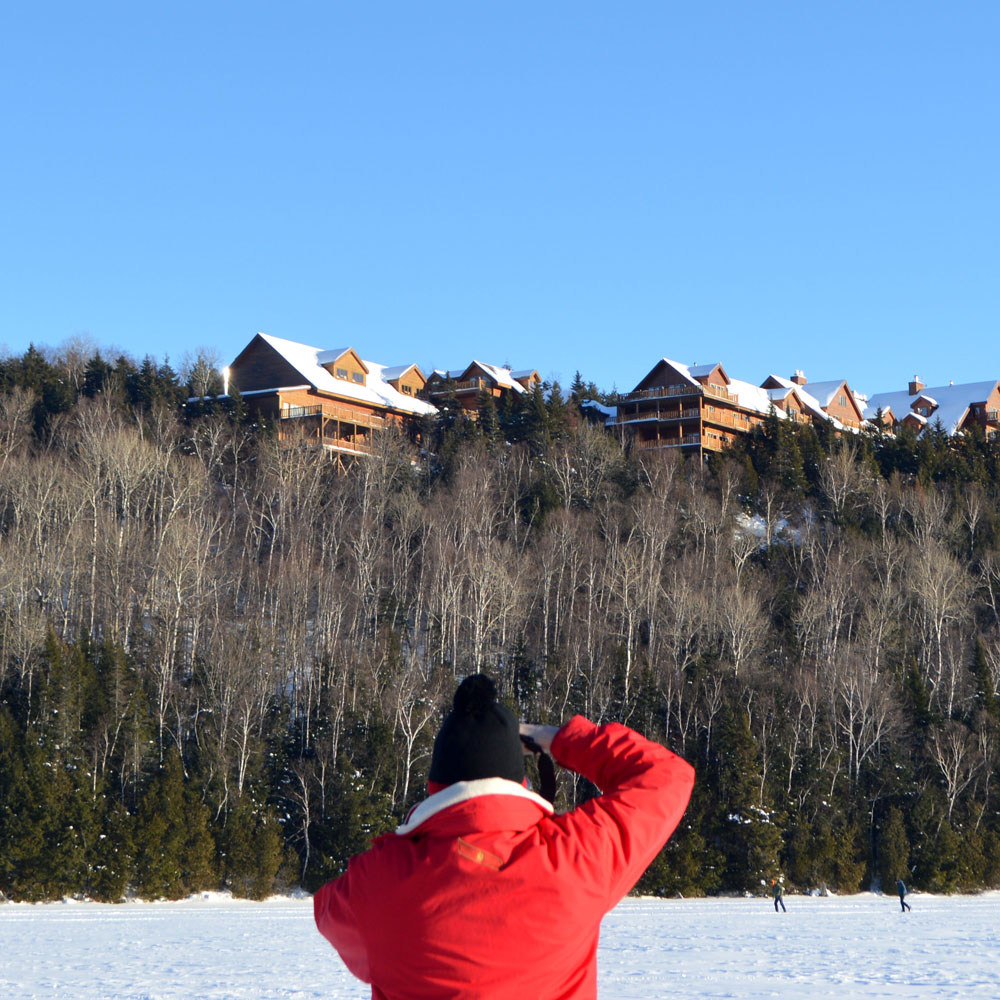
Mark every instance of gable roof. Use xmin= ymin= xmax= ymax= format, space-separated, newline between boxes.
xmin=804 ymin=379 xmax=866 ymax=422
xmin=316 ymin=347 xmax=369 ymax=373
xmin=761 ymin=374 xmax=846 ymax=429
xmin=631 ymin=358 xmax=782 ymax=417
xmin=633 ymin=358 xmax=706 ymax=392
xmin=381 ymin=363 xmax=425 ymax=382
xmin=689 ymin=362 xmax=730 ymax=384
xmin=432 ymin=361 xmax=531 ymax=393
xmin=805 ymin=380 xmax=849 ymax=408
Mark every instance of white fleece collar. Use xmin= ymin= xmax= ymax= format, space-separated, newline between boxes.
xmin=395 ymin=777 xmax=554 ymax=835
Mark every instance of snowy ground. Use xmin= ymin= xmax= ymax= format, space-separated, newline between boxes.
xmin=2 ymin=891 xmax=998 ymax=999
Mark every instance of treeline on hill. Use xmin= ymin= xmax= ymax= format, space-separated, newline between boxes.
xmin=2 ymin=342 xmax=1000 ymax=902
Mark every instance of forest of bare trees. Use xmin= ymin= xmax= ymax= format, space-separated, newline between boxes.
xmin=2 ymin=345 xmax=1000 ymax=901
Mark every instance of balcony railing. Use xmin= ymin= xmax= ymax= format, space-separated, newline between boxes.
xmin=280 ymin=403 xmax=387 ymax=431
xmin=631 ymin=434 xmax=702 ymax=451
xmin=619 ymin=382 xmax=736 ymax=404
xmin=427 ymin=378 xmax=493 ymax=395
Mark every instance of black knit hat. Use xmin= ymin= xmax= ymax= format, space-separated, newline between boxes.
xmin=428 ymin=674 xmax=525 ymax=786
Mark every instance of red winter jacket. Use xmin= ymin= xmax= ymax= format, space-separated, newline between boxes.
xmin=313 ymin=715 xmax=694 ymax=1000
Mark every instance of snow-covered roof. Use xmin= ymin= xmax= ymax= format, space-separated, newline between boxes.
xmin=766 ymin=386 xmax=796 ymax=402
xmin=634 ymin=359 xmax=701 ymax=390
xmin=727 ymin=377 xmax=784 ymax=416
xmin=802 ymin=380 xmax=849 ymax=409
xmin=688 ymin=362 xmax=723 ymax=379
xmin=581 ymin=399 xmax=617 ymax=419
xmin=472 ymin=361 xmax=529 ymax=392
xmin=762 ymin=375 xmax=845 ymax=429
xmin=862 ymin=380 xmax=999 ymax=435
xmin=433 ymin=361 xmax=531 ymax=393
xmin=381 ymin=363 xmax=421 ymax=381
xmin=252 ymin=333 xmax=437 ymax=416
xmin=315 ymin=347 xmax=357 ymax=367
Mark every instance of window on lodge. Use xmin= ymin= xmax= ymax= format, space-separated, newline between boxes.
xmin=336 ymin=367 xmax=348 ymax=379
xmin=401 ymin=384 xmax=413 ymax=395
xmin=352 ymin=371 xmax=364 ymax=383
xmin=838 ymin=394 xmax=848 ymax=407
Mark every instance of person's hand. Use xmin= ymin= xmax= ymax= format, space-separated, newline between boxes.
xmin=519 ymin=723 xmax=559 ymax=755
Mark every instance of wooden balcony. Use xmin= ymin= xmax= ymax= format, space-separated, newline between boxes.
xmin=632 ymin=434 xmax=702 ymax=451
xmin=281 ymin=403 xmax=387 ymax=429
xmin=618 ymin=383 xmax=737 ymax=405
xmin=278 ymin=403 xmax=387 ymax=454
xmin=702 ymin=409 xmax=762 ymax=432
xmin=427 ymin=378 xmax=497 ymax=397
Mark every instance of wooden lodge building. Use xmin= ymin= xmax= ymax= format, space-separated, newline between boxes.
xmin=610 ymin=359 xmax=869 ymax=458
xmin=424 ymin=361 xmax=541 ymax=416
xmin=612 ymin=359 xmax=773 ymax=456
xmin=226 ymin=333 xmax=438 ymax=457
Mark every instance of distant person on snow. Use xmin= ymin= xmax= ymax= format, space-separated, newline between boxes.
xmin=771 ymin=878 xmax=786 ymax=912
xmin=896 ymin=879 xmax=911 ymax=912
xmin=313 ymin=673 xmax=695 ymax=999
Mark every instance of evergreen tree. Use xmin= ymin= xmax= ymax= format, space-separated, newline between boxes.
xmin=546 ymin=381 xmax=572 ymax=443
xmin=521 ymin=384 xmax=551 ymax=455
xmin=82 ymin=353 xmax=114 ymax=398
xmin=133 ymin=750 xmax=218 ymax=899
xmin=89 ymin=798 xmax=136 ymax=902
xmin=221 ymin=797 xmax=285 ymax=899
xmin=709 ymin=703 xmax=783 ymax=891
xmin=476 ymin=387 xmax=500 ymax=448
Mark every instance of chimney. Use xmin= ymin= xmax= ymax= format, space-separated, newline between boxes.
xmin=790 ymin=370 xmax=807 ymax=386
xmin=908 ymin=375 xmax=924 ymax=395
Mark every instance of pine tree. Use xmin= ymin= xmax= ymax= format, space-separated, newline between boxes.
xmin=222 ymin=797 xmax=285 ymax=899
xmin=89 ymin=798 xmax=136 ymax=902
xmin=877 ymin=805 xmax=911 ymax=891
xmin=546 ymin=381 xmax=572 ymax=443
xmin=476 ymin=387 xmax=500 ymax=448
xmin=82 ymin=353 xmax=114 ymax=397
xmin=133 ymin=749 xmax=218 ymax=899
xmin=710 ymin=703 xmax=783 ymax=891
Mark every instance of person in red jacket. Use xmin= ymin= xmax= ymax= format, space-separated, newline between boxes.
xmin=313 ymin=674 xmax=695 ymax=999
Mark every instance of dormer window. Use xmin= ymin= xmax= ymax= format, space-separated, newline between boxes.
xmin=352 ymin=371 xmax=364 ymax=384
xmin=401 ymin=384 xmax=413 ymax=395
xmin=336 ymin=367 xmax=348 ymax=380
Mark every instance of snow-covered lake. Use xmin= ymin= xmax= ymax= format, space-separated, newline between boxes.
xmin=2 ymin=891 xmax=997 ymax=999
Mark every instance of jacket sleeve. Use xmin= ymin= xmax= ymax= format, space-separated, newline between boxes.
xmin=547 ymin=715 xmax=695 ymax=905
xmin=313 ymin=857 xmax=372 ymax=983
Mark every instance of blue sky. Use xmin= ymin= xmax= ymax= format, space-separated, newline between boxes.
xmin=2 ymin=2 xmax=997 ymax=397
